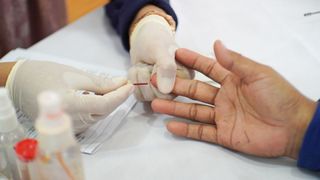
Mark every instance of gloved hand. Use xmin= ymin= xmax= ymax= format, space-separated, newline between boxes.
xmin=6 ymin=60 xmax=134 ymax=134
xmin=129 ymin=15 xmax=194 ymax=101
xmin=128 ymin=62 xmax=193 ymax=101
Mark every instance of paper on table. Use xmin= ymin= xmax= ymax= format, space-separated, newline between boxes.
xmin=77 ymin=95 xmax=136 ymax=154
xmin=16 ymin=96 xmax=136 ymax=154
xmin=1 ymin=48 xmax=137 ymax=154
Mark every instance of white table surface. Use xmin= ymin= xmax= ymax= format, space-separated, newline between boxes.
xmin=29 ymin=0 xmax=320 ymax=179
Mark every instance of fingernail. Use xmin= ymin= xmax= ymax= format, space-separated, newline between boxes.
xmin=150 ymin=74 xmax=157 ymax=87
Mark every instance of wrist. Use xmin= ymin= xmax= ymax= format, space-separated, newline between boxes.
xmin=285 ymin=97 xmax=317 ymax=159
xmin=129 ymin=4 xmax=176 ymax=40
xmin=5 ymin=60 xmax=26 ymax=100
xmin=0 ymin=62 xmax=16 ymax=86
xmin=130 ymin=14 xmax=174 ymax=49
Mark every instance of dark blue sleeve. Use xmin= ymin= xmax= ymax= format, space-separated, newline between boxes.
xmin=105 ymin=0 xmax=178 ymax=51
xmin=297 ymin=101 xmax=320 ymax=171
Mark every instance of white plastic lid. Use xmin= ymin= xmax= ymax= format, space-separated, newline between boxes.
xmin=37 ymin=91 xmax=62 ymax=116
xmin=35 ymin=91 xmax=76 ymax=152
xmin=0 ymin=88 xmax=19 ymax=132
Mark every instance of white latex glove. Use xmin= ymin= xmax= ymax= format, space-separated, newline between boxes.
xmin=6 ymin=60 xmax=134 ymax=133
xmin=130 ymin=15 xmax=194 ymax=101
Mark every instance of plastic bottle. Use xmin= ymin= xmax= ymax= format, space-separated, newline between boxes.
xmin=0 ymin=151 xmax=10 ymax=180
xmin=0 ymin=88 xmax=25 ymax=180
xmin=35 ymin=91 xmax=85 ymax=180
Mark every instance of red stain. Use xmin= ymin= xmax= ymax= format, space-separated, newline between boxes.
xmin=133 ymin=83 xmax=148 ymax=86
xmin=150 ymin=74 xmax=157 ymax=87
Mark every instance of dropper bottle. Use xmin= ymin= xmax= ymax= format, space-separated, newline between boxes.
xmin=0 ymin=88 xmax=25 ymax=180
xmin=35 ymin=91 xmax=85 ymax=180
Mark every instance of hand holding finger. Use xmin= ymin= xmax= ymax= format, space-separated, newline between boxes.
xmin=128 ymin=63 xmax=174 ymax=101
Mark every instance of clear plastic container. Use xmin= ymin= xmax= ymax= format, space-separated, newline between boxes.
xmin=0 ymin=127 xmax=25 ymax=180
xmin=0 ymin=88 xmax=25 ymax=180
xmin=37 ymin=144 xmax=84 ymax=180
xmin=0 ymin=149 xmax=10 ymax=180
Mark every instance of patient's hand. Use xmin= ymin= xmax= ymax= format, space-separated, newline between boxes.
xmin=151 ymin=41 xmax=316 ymax=159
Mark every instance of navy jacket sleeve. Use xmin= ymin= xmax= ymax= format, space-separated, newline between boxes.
xmin=297 ymin=101 xmax=320 ymax=171
xmin=105 ymin=0 xmax=178 ymax=51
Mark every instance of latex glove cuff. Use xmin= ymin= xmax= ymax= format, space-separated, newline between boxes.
xmin=130 ymin=14 xmax=174 ymax=49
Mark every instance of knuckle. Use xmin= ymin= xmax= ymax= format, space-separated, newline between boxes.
xmin=188 ymin=104 xmax=198 ymax=120
xmin=191 ymin=55 xmax=200 ymax=69
xmin=187 ymin=80 xmax=199 ymax=99
xmin=186 ymin=124 xmax=191 ymax=138
xmin=209 ymin=110 xmax=216 ymax=124
xmin=172 ymin=101 xmax=178 ymax=115
xmin=204 ymin=62 xmax=215 ymax=75
xmin=197 ymin=125 xmax=204 ymax=140
xmin=209 ymin=90 xmax=217 ymax=104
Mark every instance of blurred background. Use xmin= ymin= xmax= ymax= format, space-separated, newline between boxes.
xmin=0 ymin=0 xmax=110 ymax=57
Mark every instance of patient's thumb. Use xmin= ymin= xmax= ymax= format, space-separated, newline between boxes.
xmin=214 ymin=40 xmax=259 ymax=80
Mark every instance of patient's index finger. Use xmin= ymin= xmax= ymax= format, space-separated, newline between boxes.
xmin=176 ymin=48 xmax=230 ymax=83
xmin=173 ymin=78 xmax=218 ymax=105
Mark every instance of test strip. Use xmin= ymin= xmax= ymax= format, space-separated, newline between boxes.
xmin=133 ymin=83 xmax=148 ymax=86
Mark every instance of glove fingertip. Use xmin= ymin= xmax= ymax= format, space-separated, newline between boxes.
xmin=157 ymin=65 xmax=176 ymax=94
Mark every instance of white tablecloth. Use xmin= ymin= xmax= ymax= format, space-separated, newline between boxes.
xmin=29 ymin=0 xmax=320 ymax=179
